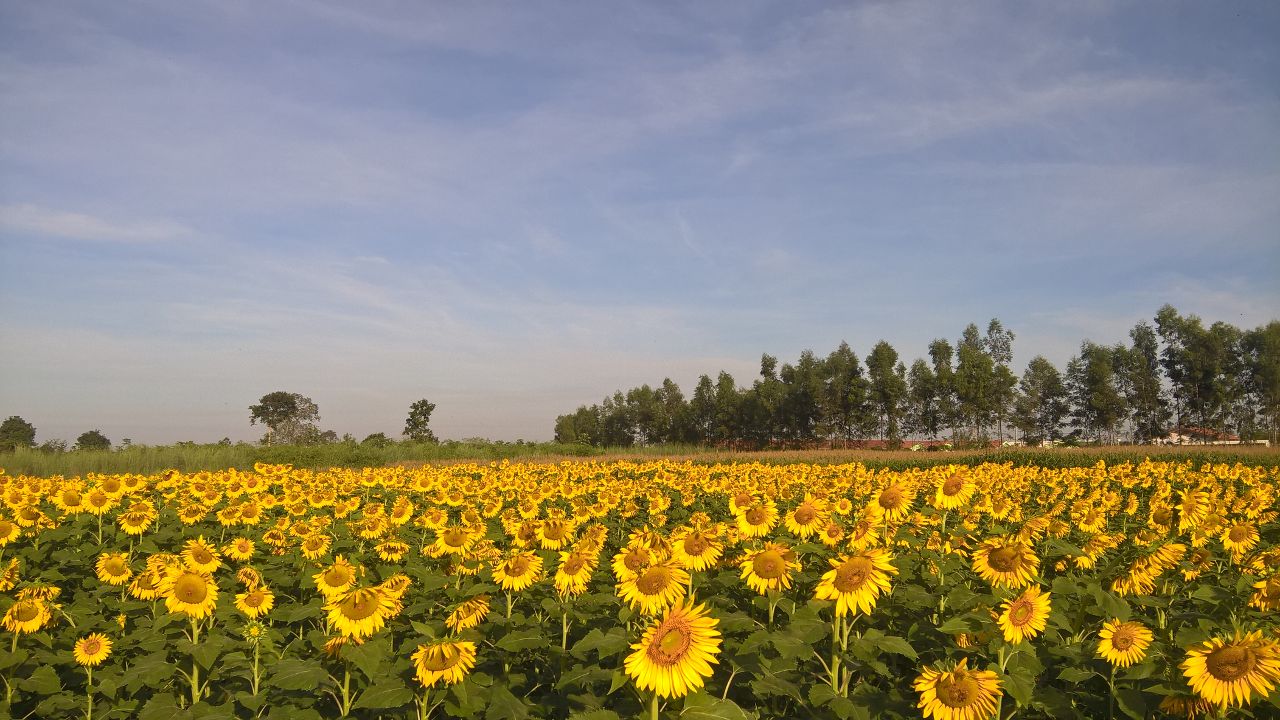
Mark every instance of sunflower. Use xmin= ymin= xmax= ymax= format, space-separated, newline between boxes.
xmin=73 ymin=633 xmax=113 ymax=667
xmin=1181 ymin=630 xmax=1280 ymax=708
xmin=161 ymin=568 xmax=219 ymax=619
xmin=739 ymin=543 xmax=799 ymax=595
xmin=223 ymin=537 xmax=255 ymax=562
xmin=818 ymin=522 xmax=846 ymax=548
xmin=1 ymin=598 xmax=51 ymax=634
xmin=1157 ymin=694 xmax=1218 ymax=719
xmin=1249 ymin=574 xmax=1280 ymax=612
xmin=618 ymin=561 xmax=689 ymax=616
xmin=874 ymin=482 xmax=916 ymax=524
xmin=411 ymin=640 xmax=478 ymax=688
xmin=814 ymin=549 xmax=898 ymax=617
xmin=555 ymin=551 xmax=597 ymax=598
xmin=914 ymin=657 xmax=1002 ymax=720
xmin=0 ymin=558 xmax=19 ymax=592
xmin=624 ymin=601 xmax=721 ymax=699
xmin=434 ymin=525 xmax=477 ymax=556
xmin=670 ymin=529 xmax=723 ymax=572
xmin=314 ymin=556 xmax=359 ymax=599
xmin=235 ymin=585 xmax=275 ymax=619
xmin=118 ymin=511 xmax=153 ymax=536
xmin=299 ymin=534 xmax=332 ymax=561
xmin=181 ymin=536 xmax=222 ymax=574
xmin=0 ymin=518 xmax=19 ymax=546
xmin=971 ymin=537 xmax=1039 ymax=589
xmin=735 ymin=500 xmax=780 ymax=538
xmin=446 ymin=595 xmax=491 ymax=633
xmin=538 ymin=519 xmax=574 ymax=550
xmin=326 ymin=587 xmax=398 ymax=639
xmin=128 ymin=569 xmax=164 ymax=601
xmin=95 ymin=553 xmax=133 ymax=586
xmin=612 ymin=545 xmax=655 ymax=582
xmin=997 ymin=585 xmax=1051 ymax=644
xmin=375 ymin=539 xmax=410 ymax=562
xmin=1097 ymin=619 xmax=1153 ymax=668
xmin=934 ymin=471 xmax=976 ymax=511
xmin=493 ymin=552 xmax=543 ymax=593
xmin=783 ymin=495 xmax=827 ymax=539
xmin=1221 ymin=522 xmax=1259 ymax=555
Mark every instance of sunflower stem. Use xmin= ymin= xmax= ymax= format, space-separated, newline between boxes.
xmin=649 ymin=692 xmax=659 ymax=720
xmin=829 ymin=612 xmax=842 ymax=695
xmin=190 ymin=617 xmax=201 ymax=705
xmin=85 ymin=665 xmax=93 ymax=720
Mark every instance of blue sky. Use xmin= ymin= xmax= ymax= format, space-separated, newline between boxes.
xmin=2 ymin=1 xmax=1278 ymax=444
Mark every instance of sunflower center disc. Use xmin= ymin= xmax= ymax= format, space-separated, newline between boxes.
xmin=942 ymin=476 xmax=965 ymax=495
xmin=1206 ymin=645 xmax=1257 ymax=681
xmin=753 ymin=551 xmax=784 ymax=579
xmin=685 ymin=536 xmax=709 ymax=556
xmin=648 ymin=624 xmax=691 ymax=666
xmin=106 ymin=558 xmax=127 ymax=575
xmin=422 ymin=646 xmax=460 ymax=671
xmin=564 ymin=556 xmax=585 ymax=575
xmin=543 ymin=523 xmax=565 ymax=540
xmin=745 ymin=508 xmax=768 ymax=525
xmin=987 ymin=547 xmax=1021 ymax=573
xmin=175 ymin=575 xmax=208 ymax=603
xmin=1111 ymin=629 xmax=1134 ymax=651
xmin=936 ymin=675 xmax=977 ymax=708
xmin=443 ymin=529 xmax=468 ymax=547
xmin=82 ymin=639 xmax=101 ymax=655
xmin=834 ymin=558 xmax=872 ymax=592
xmin=794 ymin=506 xmax=816 ymax=524
xmin=1009 ymin=599 xmax=1033 ymax=625
xmin=325 ymin=568 xmax=351 ymax=587
xmin=343 ymin=593 xmax=380 ymax=620
xmin=624 ymin=550 xmax=647 ymax=572
xmin=879 ymin=488 xmax=903 ymax=510
xmin=508 ymin=557 xmax=530 ymax=576
xmin=192 ymin=548 xmax=213 ymax=564
xmin=1228 ymin=526 xmax=1250 ymax=542
xmin=637 ymin=568 xmax=670 ymax=595
xmin=14 ymin=602 xmax=39 ymax=622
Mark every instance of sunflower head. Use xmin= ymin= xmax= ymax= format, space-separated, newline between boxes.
xmin=73 ymin=633 xmax=113 ymax=667
xmin=623 ymin=601 xmax=722 ymax=699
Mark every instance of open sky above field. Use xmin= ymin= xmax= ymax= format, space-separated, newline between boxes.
xmin=2 ymin=1 xmax=1279 ymax=444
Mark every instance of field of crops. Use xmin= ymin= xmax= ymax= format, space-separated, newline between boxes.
xmin=0 ymin=459 xmax=1276 ymax=720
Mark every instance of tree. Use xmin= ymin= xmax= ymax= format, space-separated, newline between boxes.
xmin=866 ymin=341 xmax=907 ymax=443
xmin=1012 ymin=356 xmax=1068 ymax=444
xmin=954 ymin=324 xmax=995 ymax=439
xmin=819 ymin=342 xmax=870 ymax=443
xmin=361 ymin=432 xmax=393 ymax=448
xmin=906 ymin=359 xmax=942 ymax=439
xmin=0 ymin=416 xmax=36 ymax=452
xmin=1115 ymin=321 xmax=1170 ymax=443
xmin=1242 ymin=321 xmax=1280 ymax=445
xmin=75 ymin=429 xmax=112 ymax=451
xmin=250 ymin=391 xmax=321 ymax=445
xmin=688 ymin=375 xmax=718 ymax=444
xmin=1066 ymin=342 xmax=1126 ymax=443
xmin=928 ymin=339 xmax=958 ymax=434
xmin=403 ymin=399 xmax=439 ymax=443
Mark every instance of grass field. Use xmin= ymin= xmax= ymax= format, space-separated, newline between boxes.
xmin=1 ymin=440 xmax=1276 ymax=476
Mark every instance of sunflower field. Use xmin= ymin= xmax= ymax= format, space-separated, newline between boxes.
xmin=0 ymin=459 xmax=1276 ymax=720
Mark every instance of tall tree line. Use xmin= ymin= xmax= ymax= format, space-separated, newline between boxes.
xmin=553 ymin=306 xmax=1280 ymax=448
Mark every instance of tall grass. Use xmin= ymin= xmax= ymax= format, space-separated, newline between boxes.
xmin=2 ymin=440 xmax=1275 ymax=476
xmin=0 ymin=440 xmax=601 ymax=476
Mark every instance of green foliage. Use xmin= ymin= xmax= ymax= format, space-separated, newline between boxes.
xmin=248 ymin=392 xmax=321 ymax=445
xmin=0 ymin=415 xmax=37 ymax=451
xmin=404 ymin=399 xmax=438 ymax=442
xmin=75 ymin=428 xmax=112 ymax=451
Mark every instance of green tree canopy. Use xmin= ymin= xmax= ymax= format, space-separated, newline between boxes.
xmin=404 ymin=399 xmax=438 ymax=442
xmin=74 ymin=429 xmax=112 ymax=451
xmin=249 ymin=391 xmax=321 ymax=445
xmin=0 ymin=416 xmax=36 ymax=452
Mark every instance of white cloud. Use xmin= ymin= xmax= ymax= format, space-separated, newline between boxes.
xmin=0 ymin=203 xmax=191 ymax=243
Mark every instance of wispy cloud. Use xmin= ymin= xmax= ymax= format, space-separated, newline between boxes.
xmin=0 ymin=204 xmax=191 ymax=243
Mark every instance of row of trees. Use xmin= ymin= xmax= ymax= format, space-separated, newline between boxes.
xmin=0 ymin=396 xmax=441 ymax=452
xmin=553 ymin=306 xmax=1280 ymax=448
